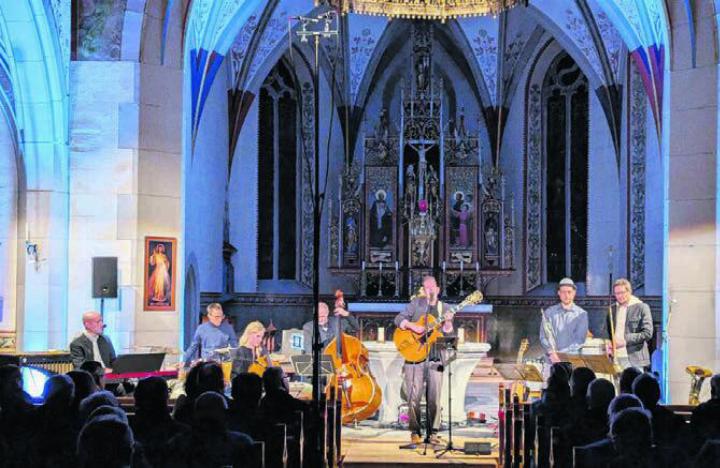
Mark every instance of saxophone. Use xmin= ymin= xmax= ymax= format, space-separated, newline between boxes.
xmin=686 ymin=365 xmax=713 ymax=405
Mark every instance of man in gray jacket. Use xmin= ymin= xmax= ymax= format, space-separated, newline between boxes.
xmin=394 ymin=275 xmax=455 ymax=446
xmin=606 ymin=278 xmax=654 ymax=371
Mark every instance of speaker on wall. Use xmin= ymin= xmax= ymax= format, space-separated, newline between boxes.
xmin=92 ymin=257 xmax=118 ymax=298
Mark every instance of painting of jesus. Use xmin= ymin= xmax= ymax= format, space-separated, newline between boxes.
xmin=144 ymin=237 xmax=177 ymax=311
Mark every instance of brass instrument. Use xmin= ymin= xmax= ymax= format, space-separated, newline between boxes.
xmin=686 ymin=365 xmax=713 ymax=405
xmin=607 ymin=306 xmax=624 ymax=374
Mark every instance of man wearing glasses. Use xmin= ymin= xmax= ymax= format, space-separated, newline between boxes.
xmin=70 ymin=310 xmax=117 ymax=372
xmin=183 ymin=303 xmax=238 ymax=365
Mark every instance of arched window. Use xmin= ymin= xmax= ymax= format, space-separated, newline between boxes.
xmin=543 ymin=53 xmax=588 ymax=283
xmin=257 ymin=61 xmax=298 ymax=280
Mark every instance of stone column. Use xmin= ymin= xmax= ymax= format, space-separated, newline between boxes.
xmin=666 ymin=1 xmax=720 ymax=403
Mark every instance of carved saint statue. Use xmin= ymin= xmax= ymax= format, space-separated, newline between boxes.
xmin=404 ymin=164 xmax=416 ymax=220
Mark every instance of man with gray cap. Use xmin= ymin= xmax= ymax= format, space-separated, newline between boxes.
xmin=539 ymin=278 xmax=588 ymax=373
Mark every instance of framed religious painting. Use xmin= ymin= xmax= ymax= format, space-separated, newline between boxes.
xmin=365 ymin=166 xmax=398 ymax=263
xmin=144 ymin=237 xmax=177 ymax=311
xmin=445 ymin=166 xmax=478 ymax=265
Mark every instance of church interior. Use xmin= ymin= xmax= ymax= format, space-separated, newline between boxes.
xmin=0 ymin=0 xmax=719 ymax=466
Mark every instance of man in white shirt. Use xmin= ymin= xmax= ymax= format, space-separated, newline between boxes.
xmin=69 ymin=311 xmax=116 ymax=372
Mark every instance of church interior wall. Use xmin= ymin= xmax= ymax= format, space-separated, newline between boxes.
xmin=643 ymin=96 xmax=663 ymax=296
xmin=0 ymin=115 xmax=17 ymax=338
xmin=184 ymin=59 xmax=230 ymax=298
xmin=586 ymin=87 xmax=620 ymax=296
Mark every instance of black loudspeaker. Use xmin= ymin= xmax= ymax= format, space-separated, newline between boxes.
xmin=92 ymin=257 xmax=118 ymax=298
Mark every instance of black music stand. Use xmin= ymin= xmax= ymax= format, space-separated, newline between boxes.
xmin=291 ymin=354 xmax=335 ymax=378
xmin=435 ymin=335 xmax=462 ymax=458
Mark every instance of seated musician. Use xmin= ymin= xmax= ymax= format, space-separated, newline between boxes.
xmin=302 ymin=301 xmax=358 ymax=354
xmin=232 ymin=321 xmax=271 ymax=377
xmin=182 ymin=303 xmax=238 ymax=366
xmin=69 ymin=311 xmax=116 ymax=371
xmin=394 ymin=275 xmax=455 ymax=445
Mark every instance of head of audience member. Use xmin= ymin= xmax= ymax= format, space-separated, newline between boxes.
xmin=263 ymin=366 xmax=289 ymax=394
xmin=0 ymin=364 xmax=23 ymax=405
xmin=206 ymin=303 xmax=225 ymax=327
xmin=134 ymin=376 xmax=170 ymax=416
xmin=77 ymin=415 xmax=134 ymax=468
xmin=78 ymin=390 xmax=119 ymax=425
xmin=87 ymin=405 xmax=128 ymax=425
xmin=193 ymin=391 xmax=228 ymax=433
xmin=587 ymin=378 xmax=615 ymax=415
xmin=619 ymin=367 xmax=643 ymax=394
xmin=632 ymin=373 xmax=662 ymax=410
xmin=550 ymin=362 xmax=572 ymax=381
xmin=609 ymin=408 xmax=653 ymax=457
xmin=570 ymin=367 xmax=596 ymax=400
xmin=43 ymin=374 xmax=75 ymax=414
xmin=608 ymin=394 xmax=644 ymax=419
xmin=67 ymin=370 xmax=98 ymax=409
xmin=184 ymin=361 xmax=224 ymax=402
xmin=82 ymin=311 xmax=105 ymax=336
xmin=80 ymin=361 xmax=106 ymax=389
xmin=710 ymin=374 xmax=720 ymax=400
xmin=231 ymin=373 xmax=263 ymax=409
xmin=543 ymin=371 xmax=571 ymax=404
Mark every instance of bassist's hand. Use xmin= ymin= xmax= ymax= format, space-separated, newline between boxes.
xmin=334 ymin=307 xmax=349 ymax=317
xmin=407 ymin=323 xmax=426 ymax=334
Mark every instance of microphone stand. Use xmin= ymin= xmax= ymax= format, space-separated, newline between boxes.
xmin=436 ymin=335 xmax=462 ymax=458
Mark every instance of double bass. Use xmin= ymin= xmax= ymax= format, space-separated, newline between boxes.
xmin=324 ymin=290 xmax=382 ymax=424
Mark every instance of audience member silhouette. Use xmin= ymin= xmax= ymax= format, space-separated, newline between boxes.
xmin=165 ymin=391 xmax=253 ymax=468
xmin=569 ymin=367 xmax=596 ymax=420
xmin=607 ymin=407 xmax=655 ymax=467
xmin=695 ymin=439 xmax=720 ymax=467
xmin=632 ymin=372 xmax=685 ymax=447
xmin=619 ymin=366 xmax=642 ymax=394
xmin=260 ymin=366 xmax=309 ymax=426
xmin=68 ymin=370 xmax=99 ymax=424
xmin=31 ymin=374 xmax=78 ymax=467
xmin=229 ymin=372 xmax=264 ymax=439
xmin=0 ymin=364 xmax=37 ymax=467
xmin=173 ymin=361 xmax=225 ymax=426
xmin=78 ymin=390 xmax=120 ymax=425
xmin=77 ymin=415 xmax=135 ymax=468
xmin=132 ymin=376 xmax=189 ymax=467
xmin=80 ymin=360 xmax=106 ymax=389
xmin=689 ymin=373 xmax=720 ymax=453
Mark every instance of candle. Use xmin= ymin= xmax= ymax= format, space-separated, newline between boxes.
xmin=362 ymin=261 xmax=366 ymax=271
xmin=379 ymin=262 xmax=383 ymax=272
xmin=395 ymin=260 xmax=399 ymax=271
xmin=458 ymin=328 xmax=465 ymax=345
xmin=378 ymin=327 xmax=385 ymax=343
xmin=460 ymin=261 xmax=464 ymax=273
xmin=442 ymin=261 xmax=446 ymax=272
xmin=475 ymin=261 xmax=479 ymax=272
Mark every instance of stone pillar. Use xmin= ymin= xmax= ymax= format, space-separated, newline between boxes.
xmin=666 ymin=1 xmax=720 ymax=403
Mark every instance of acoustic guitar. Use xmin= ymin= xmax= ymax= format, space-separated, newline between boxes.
xmin=393 ymin=290 xmax=483 ymax=362
xmin=510 ymin=338 xmax=529 ymax=401
xmin=248 ymin=354 xmax=273 ymax=377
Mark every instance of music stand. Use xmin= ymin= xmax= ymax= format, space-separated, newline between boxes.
xmin=435 ymin=335 xmax=462 ymax=458
xmin=574 ymin=354 xmax=619 ymax=376
xmin=555 ymin=353 xmax=587 ymax=373
xmin=291 ymin=354 xmax=335 ymax=378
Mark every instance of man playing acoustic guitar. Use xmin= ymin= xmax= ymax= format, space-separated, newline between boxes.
xmin=394 ymin=275 xmax=455 ymax=445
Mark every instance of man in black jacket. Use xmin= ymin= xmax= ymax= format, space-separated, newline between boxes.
xmin=69 ymin=311 xmax=116 ymax=371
